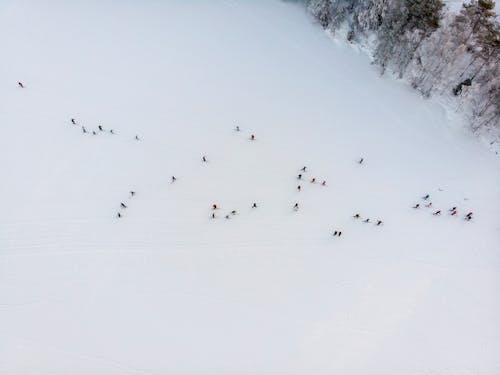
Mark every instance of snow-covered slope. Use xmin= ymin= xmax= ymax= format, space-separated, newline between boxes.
xmin=1 ymin=1 xmax=499 ymax=374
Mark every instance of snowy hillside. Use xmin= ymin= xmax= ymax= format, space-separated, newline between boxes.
xmin=1 ymin=1 xmax=499 ymax=374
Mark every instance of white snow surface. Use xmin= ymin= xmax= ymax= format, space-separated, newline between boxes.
xmin=1 ymin=1 xmax=499 ymax=374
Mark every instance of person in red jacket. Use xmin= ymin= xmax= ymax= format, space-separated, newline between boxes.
xmin=321 ymin=180 xmax=326 ymax=186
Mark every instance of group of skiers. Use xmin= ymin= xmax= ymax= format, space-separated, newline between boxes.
xmin=413 ymin=194 xmax=474 ymax=221
xmin=70 ymin=117 xmax=118 ymax=137
xmin=352 ymin=214 xmax=383 ymax=226
xmin=70 ymin=117 xmax=142 ymax=141
xmin=210 ymin=202 xmax=258 ymax=220
xmin=116 ymin=191 xmax=136 ymax=218
xmin=234 ymin=125 xmax=256 ymax=141
xmin=295 ymin=167 xmax=328 ymax=193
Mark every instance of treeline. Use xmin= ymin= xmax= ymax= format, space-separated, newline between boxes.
xmin=306 ymin=0 xmax=499 ymax=138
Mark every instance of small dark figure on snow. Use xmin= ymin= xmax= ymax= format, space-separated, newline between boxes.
xmin=231 ymin=210 xmax=237 ymax=215
xmin=465 ymin=212 xmax=473 ymax=219
xmin=363 ymin=218 xmax=370 ymax=223
xmin=376 ymin=220 xmax=383 ymax=226
xmin=212 ymin=213 xmax=216 ymax=219
xmin=358 ymin=158 xmax=364 ymax=164
xmin=338 ymin=231 xmax=342 ymax=237
xmin=18 ymin=81 xmax=24 ymax=88
xmin=135 ymin=135 xmax=140 ymax=141
xmin=250 ymin=134 xmax=255 ymax=141
xmin=353 ymin=214 xmax=360 ymax=219
xmin=98 ymin=125 xmax=103 ymax=131
xmin=298 ymin=174 xmax=302 ymax=180
xmin=82 ymin=126 xmax=87 ymax=133
xmin=321 ymin=181 xmax=326 ymax=186
xmin=117 ymin=212 xmax=122 ymax=218
xmin=413 ymin=204 xmax=420 ymax=209
xmin=426 ymin=202 xmax=432 ymax=207
xmin=235 ymin=126 xmax=240 ymax=132
xmin=311 ymin=178 xmax=316 ymax=183
xmin=297 ymin=185 xmax=301 ymax=192
xmin=301 ymin=166 xmax=307 ymax=172
xmin=110 ymin=129 xmax=115 ymax=134
xmin=252 ymin=203 xmax=257 ymax=208
xmin=130 ymin=191 xmax=136 ymax=197
xmin=450 ymin=210 xmax=457 ymax=216
xmin=120 ymin=202 xmax=127 ymax=209
xmin=433 ymin=210 xmax=441 ymax=215
xmin=71 ymin=118 xmax=76 ymax=125
xmin=202 ymin=156 xmax=207 ymax=163
xmin=225 ymin=215 xmax=230 ymax=219
xmin=423 ymin=194 xmax=430 ymax=200
xmin=171 ymin=176 xmax=177 ymax=183
xmin=212 ymin=204 xmax=217 ymax=210
xmin=333 ymin=231 xmax=338 ymax=236
xmin=449 ymin=206 xmax=457 ymax=212
xmin=293 ymin=203 xmax=299 ymax=211
xmin=92 ymin=131 xmax=97 ymax=135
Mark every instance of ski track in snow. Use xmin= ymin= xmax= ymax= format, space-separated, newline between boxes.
xmin=0 ymin=0 xmax=499 ymax=374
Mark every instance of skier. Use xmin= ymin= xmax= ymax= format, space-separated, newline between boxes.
xmin=231 ymin=210 xmax=237 ymax=215
xmin=171 ymin=176 xmax=177 ymax=183
xmin=235 ymin=126 xmax=240 ymax=132
xmin=225 ymin=214 xmax=230 ymax=219
xmin=376 ymin=220 xmax=383 ymax=226
xmin=130 ymin=191 xmax=136 ymax=197
xmin=423 ymin=194 xmax=430 ymax=200
xmin=202 ymin=156 xmax=207 ymax=163
xmin=250 ymin=134 xmax=255 ymax=141
xmin=252 ymin=203 xmax=257 ymax=208
xmin=310 ymin=178 xmax=316 ymax=183
xmin=338 ymin=231 xmax=342 ymax=237
xmin=353 ymin=213 xmax=360 ymax=219
xmin=465 ymin=211 xmax=473 ymax=219
xmin=212 ymin=204 xmax=217 ymax=210
xmin=413 ymin=204 xmax=420 ymax=209
xmin=301 ymin=166 xmax=307 ymax=172
xmin=135 ymin=135 xmax=140 ymax=141
xmin=18 ymin=81 xmax=24 ymax=88
xmin=117 ymin=212 xmax=122 ymax=218
xmin=298 ymin=174 xmax=302 ymax=180
xmin=211 ymin=213 xmax=216 ymax=219
xmin=110 ymin=129 xmax=115 ymax=134
xmin=333 ymin=231 xmax=338 ymax=236
xmin=358 ymin=157 xmax=364 ymax=164
xmin=293 ymin=203 xmax=299 ymax=211
xmin=449 ymin=206 xmax=457 ymax=212
xmin=321 ymin=181 xmax=326 ymax=186
xmin=92 ymin=131 xmax=97 ymax=135
xmin=450 ymin=210 xmax=457 ymax=216
xmin=433 ymin=210 xmax=441 ymax=215
xmin=363 ymin=218 xmax=370 ymax=223
xmin=71 ymin=118 xmax=76 ymax=125
xmin=82 ymin=126 xmax=87 ymax=134
xmin=297 ymin=185 xmax=301 ymax=192
xmin=98 ymin=125 xmax=103 ymax=131
xmin=120 ymin=202 xmax=127 ymax=209
xmin=426 ymin=202 xmax=432 ymax=208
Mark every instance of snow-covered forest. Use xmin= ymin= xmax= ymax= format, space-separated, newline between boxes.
xmin=306 ymin=0 xmax=499 ymax=142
